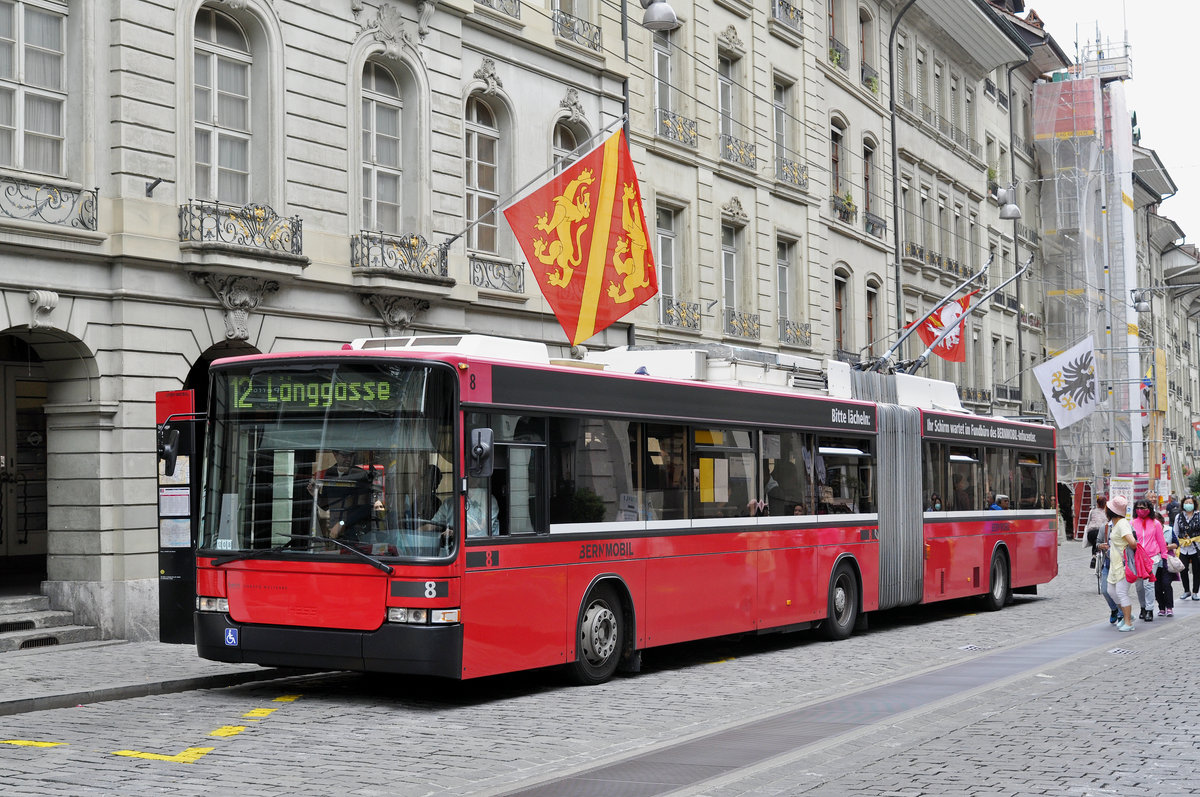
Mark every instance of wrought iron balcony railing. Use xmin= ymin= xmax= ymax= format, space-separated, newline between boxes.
xmin=984 ymin=78 xmax=997 ymax=98
xmin=828 ymin=37 xmax=849 ymax=72
xmin=656 ymin=108 xmax=698 ymax=148
xmin=719 ymin=133 xmax=757 ymax=169
xmin=1020 ymin=311 xmax=1043 ymax=330
xmin=470 ymin=254 xmax=523 ymax=292
xmin=997 ymin=92 xmax=1009 ymax=111
xmin=864 ymin=211 xmax=886 ymax=239
xmin=902 ymin=240 xmax=925 ymax=261
xmin=661 ymin=296 xmax=701 ymax=329
xmin=350 ymin=231 xmax=448 ymax=277
xmin=959 ymin=386 xmax=992 ymax=405
xmin=1016 ymin=223 xmax=1041 ymax=246
xmin=861 ymin=62 xmax=879 ymax=93
xmin=899 ymin=89 xmax=917 ymax=114
xmin=179 ymin=200 xmax=302 ymax=256
xmin=0 ymin=176 xmax=97 ymax=230
xmin=775 ymin=157 xmax=809 ymax=190
xmin=771 ymin=0 xmax=802 ymax=32
xmin=475 ymin=0 xmax=520 ymax=18
xmin=831 ymin=194 xmax=857 ymax=223
xmin=552 ymin=9 xmax=601 ymax=51
xmin=724 ymin=307 xmax=761 ymax=340
xmin=780 ymin=317 xmax=812 ymax=347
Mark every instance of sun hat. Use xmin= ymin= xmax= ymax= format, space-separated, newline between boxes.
xmin=1106 ymin=495 xmax=1129 ymax=516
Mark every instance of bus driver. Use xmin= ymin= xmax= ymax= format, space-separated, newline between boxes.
xmin=307 ymin=449 xmax=382 ymax=539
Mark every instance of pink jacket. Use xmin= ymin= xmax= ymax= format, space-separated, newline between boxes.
xmin=1132 ymin=516 xmax=1167 ymax=560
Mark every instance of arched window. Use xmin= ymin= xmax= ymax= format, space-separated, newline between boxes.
xmin=830 ymin=118 xmax=846 ymax=194
xmin=194 ymin=7 xmax=251 ymax=204
xmin=865 ymin=281 xmax=879 ymax=356
xmin=0 ymin=1 xmax=66 ymax=175
xmin=465 ymin=95 xmax=500 ymax=253
xmin=834 ymin=268 xmax=849 ymax=354
xmin=362 ymin=60 xmax=402 ymax=233
xmin=552 ymin=121 xmax=578 ymax=174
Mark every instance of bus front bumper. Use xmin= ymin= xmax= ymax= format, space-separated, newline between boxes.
xmin=195 ymin=612 xmax=463 ymax=677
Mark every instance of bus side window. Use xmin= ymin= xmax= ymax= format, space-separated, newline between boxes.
xmin=494 ymin=443 xmax=545 ymax=534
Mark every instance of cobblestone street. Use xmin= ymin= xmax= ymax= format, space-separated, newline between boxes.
xmin=3 ymin=542 xmax=1189 ymax=796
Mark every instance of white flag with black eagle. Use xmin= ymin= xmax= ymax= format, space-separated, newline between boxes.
xmin=1033 ymin=336 xmax=1098 ymax=428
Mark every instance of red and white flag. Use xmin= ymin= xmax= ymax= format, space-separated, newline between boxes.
xmin=908 ymin=291 xmax=978 ymax=362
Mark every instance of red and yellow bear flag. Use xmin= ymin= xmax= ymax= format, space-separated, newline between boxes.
xmin=504 ymin=129 xmax=657 ymax=345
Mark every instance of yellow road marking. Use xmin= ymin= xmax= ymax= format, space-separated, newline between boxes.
xmin=272 ymin=694 xmax=301 ymax=702
xmin=111 ymin=746 xmax=214 ymax=764
xmin=2 ymin=740 xmax=65 ymax=747
xmin=242 ymin=707 xmax=277 ymax=720
xmin=209 ymin=726 xmax=246 ymax=737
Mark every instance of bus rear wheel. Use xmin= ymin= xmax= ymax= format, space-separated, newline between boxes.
xmin=569 ymin=584 xmax=624 ymax=685
xmin=982 ymin=552 xmax=1011 ymax=611
xmin=821 ymin=562 xmax=858 ymax=640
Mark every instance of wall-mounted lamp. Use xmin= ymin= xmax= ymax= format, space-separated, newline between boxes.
xmin=1131 ymin=289 xmax=1152 ymax=313
xmin=145 ymin=177 xmax=165 ymax=197
xmin=995 ymin=184 xmax=1021 ymax=220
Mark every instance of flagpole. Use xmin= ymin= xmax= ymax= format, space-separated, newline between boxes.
xmin=440 ymin=115 xmax=627 ymax=251
xmin=905 ymin=254 xmax=1034 ymax=376
xmin=867 ymin=253 xmax=993 ymax=373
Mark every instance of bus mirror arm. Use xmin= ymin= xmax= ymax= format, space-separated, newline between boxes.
xmin=469 ymin=428 xmax=495 ymax=478
xmin=158 ymin=425 xmax=180 ymax=477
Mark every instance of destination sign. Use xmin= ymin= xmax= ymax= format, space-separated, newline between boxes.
xmin=221 ymin=368 xmax=417 ymax=413
xmin=922 ymin=411 xmax=1055 ymax=449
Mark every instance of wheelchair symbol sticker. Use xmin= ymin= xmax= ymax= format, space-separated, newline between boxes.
xmin=224 ymin=628 xmax=239 ymax=646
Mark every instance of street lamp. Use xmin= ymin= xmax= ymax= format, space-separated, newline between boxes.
xmin=639 ymin=0 xmax=678 ymax=30
xmin=995 ymin=184 xmax=1022 ymax=220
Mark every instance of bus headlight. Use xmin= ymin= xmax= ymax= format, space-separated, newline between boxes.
xmin=197 ymin=596 xmax=229 ymax=613
xmin=388 ymin=607 xmax=460 ymax=624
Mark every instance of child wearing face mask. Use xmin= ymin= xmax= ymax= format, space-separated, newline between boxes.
xmin=1157 ymin=504 xmax=1181 ymax=616
xmin=1174 ymin=495 xmax=1200 ymax=601
xmin=1131 ymin=499 xmax=1166 ymax=622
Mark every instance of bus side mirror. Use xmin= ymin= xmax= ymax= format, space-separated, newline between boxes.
xmin=469 ymin=428 xmax=494 ymax=478
xmin=158 ymin=424 xmax=181 ymax=477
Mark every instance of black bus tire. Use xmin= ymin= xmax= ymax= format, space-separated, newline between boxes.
xmin=983 ymin=551 xmax=1011 ymax=611
xmin=569 ymin=584 xmax=624 ymax=685
xmin=821 ymin=562 xmax=858 ymax=641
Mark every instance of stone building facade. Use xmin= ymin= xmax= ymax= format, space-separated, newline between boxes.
xmin=0 ymin=0 xmax=1100 ymax=639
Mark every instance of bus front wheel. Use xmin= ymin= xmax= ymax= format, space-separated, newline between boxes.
xmin=821 ymin=562 xmax=858 ymax=640
xmin=569 ymin=584 xmax=624 ymax=685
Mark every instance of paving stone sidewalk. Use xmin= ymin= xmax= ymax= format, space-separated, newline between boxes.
xmin=0 ymin=640 xmax=291 ymax=717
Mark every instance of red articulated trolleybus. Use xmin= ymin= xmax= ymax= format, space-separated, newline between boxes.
xmin=195 ymin=335 xmax=1058 ymax=684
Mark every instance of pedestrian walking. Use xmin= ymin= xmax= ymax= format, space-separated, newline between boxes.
xmin=1085 ymin=494 xmax=1108 ymax=554
xmin=1158 ymin=509 xmax=1180 ymax=616
xmin=1165 ymin=494 xmax=1182 ymax=526
xmin=1131 ymin=499 xmax=1164 ymax=622
xmin=1174 ymin=495 xmax=1200 ymax=601
xmin=1105 ymin=495 xmax=1138 ymax=632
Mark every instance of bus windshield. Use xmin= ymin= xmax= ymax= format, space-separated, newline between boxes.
xmin=201 ymin=361 xmax=456 ymax=560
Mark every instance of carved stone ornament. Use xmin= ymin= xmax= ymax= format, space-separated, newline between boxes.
xmin=27 ymin=289 xmax=58 ymax=330
xmin=362 ymin=3 xmax=413 ymax=60
xmin=718 ymin=25 xmax=745 ymax=55
xmin=473 ymin=58 xmax=504 ymax=95
xmin=362 ymin=294 xmax=430 ymax=335
xmin=216 ymin=0 xmax=263 ymax=11
xmin=721 ymin=196 xmax=749 ymax=225
xmin=417 ymin=0 xmax=438 ymax=37
xmin=560 ymin=88 xmax=586 ymax=126
xmin=191 ymin=273 xmax=280 ymax=341
xmin=351 ymin=0 xmax=364 ymax=17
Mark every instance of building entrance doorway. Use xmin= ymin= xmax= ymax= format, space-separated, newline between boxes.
xmin=0 ymin=339 xmax=49 ymax=592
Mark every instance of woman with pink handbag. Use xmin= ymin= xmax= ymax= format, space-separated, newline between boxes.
xmin=1131 ymin=499 xmax=1165 ymax=622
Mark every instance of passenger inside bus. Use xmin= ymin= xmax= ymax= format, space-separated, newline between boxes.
xmin=951 ymin=473 xmax=971 ymax=511
xmin=307 ymin=449 xmax=383 ymax=539
xmin=427 ymin=486 xmax=499 ymax=537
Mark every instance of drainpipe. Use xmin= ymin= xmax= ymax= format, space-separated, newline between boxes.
xmin=1007 ymin=61 xmax=1022 ymax=413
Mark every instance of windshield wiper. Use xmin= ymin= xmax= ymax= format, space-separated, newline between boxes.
xmin=285 ymin=534 xmax=394 ymax=574
xmin=211 ymin=544 xmax=293 ymax=567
